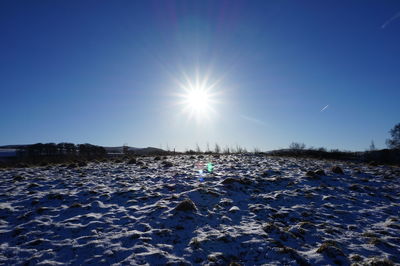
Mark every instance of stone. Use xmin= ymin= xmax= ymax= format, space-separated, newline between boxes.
xmin=175 ymin=199 xmax=197 ymax=212
xmin=331 ymin=166 xmax=344 ymax=175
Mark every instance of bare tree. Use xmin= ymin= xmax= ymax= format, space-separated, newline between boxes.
xmin=122 ymin=143 xmax=129 ymax=154
xmin=195 ymin=143 xmax=201 ymax=153
xmin=214 ymin=143 xmax=221 ymax=154
xmin=386 ymin=123 xmax=400 ymax=149
xmin=231 ymin=145 xmax=237 ymax=154
xmin=236 ymin=144 xmax=240 ymax=153
xmin=223 ymin=146 xmax=230 ymax=154
xmin=289 ymin=142 xmax=306 ymax=150
xmin=369 ymin=140 xmax=376 ymax=151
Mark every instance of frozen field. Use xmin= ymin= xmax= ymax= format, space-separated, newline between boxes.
xmin=0 ymin=155 xmax=399 ymax=265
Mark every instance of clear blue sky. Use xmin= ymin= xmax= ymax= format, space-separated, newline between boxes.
xmin=1 ymin=0 xmax=399 ymax=151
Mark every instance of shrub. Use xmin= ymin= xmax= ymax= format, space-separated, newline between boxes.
xmin=289 ymin=142 xmax=306 ymax=150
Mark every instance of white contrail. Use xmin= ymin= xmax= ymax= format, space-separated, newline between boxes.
xmin=320 ymin=104 xmax=329 ymax=112
xmin=382 ymin=11 xmax=400 ymax=29
xmin=240 ymin=114 xmax=266 ymax=126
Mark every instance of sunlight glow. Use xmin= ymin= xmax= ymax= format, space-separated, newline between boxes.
xmin=174 ymin=69 xmax=222 ymax=123
xmin=183 ymin=86 xmax=211 ymax=113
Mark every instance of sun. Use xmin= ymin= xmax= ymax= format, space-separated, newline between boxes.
xmin=174 ymin=71 xmax=221 ymax=122
xmin=183 ymin=86 xmax=211 ymax=113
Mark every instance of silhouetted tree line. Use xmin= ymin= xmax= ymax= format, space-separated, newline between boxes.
xmin=17 ymin=143 xmax=106 ymax=159
xmin=269 ymin=145 xmax=400 ymax=166
xmin=268 ymin=148 xmax=364 ymax=162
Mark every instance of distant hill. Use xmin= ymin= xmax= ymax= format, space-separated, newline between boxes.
xmin=104 ymin=146 xmax=139 ymax=153
xmin=0 ymin=145 xmax=29 ymax=149
xmin=104 ymin=146 xmax=168 ymax=155
xmin=137 ymin=147 xmax=168 ymax=155
xmin=0 ymin=144 xmax=168 ymax=156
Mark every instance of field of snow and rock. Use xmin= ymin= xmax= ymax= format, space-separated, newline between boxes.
xmin=0 ymin=154 xmax=399 ymax=265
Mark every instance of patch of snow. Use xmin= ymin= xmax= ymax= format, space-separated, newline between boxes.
xmin=0 ymin=155 xmax=399 ymax=265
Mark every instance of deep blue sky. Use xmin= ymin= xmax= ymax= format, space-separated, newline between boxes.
xmin=1 ymin=0 xmax=399 ymax=151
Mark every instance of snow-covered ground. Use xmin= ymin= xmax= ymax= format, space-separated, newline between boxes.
xmin=0 ymin=155 xmax=399 ymax=265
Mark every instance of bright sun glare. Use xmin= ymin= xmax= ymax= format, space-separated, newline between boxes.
xmin=175 ymin=71 xmax=221 ymax=122
xmin=184 ymin=87 xmax=211 ymax=113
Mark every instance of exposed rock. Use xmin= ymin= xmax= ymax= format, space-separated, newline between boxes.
xmin=221 ymin=177 xmax=240 ymax=185
xmin=47 ymin=193 xmax=63 ymax=200
xmin=262 ymin=222 xmax=279 ymax=233
xmin=306 ymin=171 xmax=316 ymax=177
xmin=315 ymin=169 xmax=325 ymax=176
xmin=261 ymin=171 xmax=270 ymax=177
xmin=67 ymin=163 xmax=77 ymax=169
xmin=69 ymin=202 xmax=83 ymax=208
xmin=162 ymin=161 xmax=173 ymax=168
xmin=175 ymin=199 xmax=197 ymax=212
xmin=220 ymin=176 xmax=252 ymax=185
xmin=306 ymin=169 xmax=325 ymax=178
xmin=331 ymin=166 xmax=344 ymax=175
xmin=239 ymin=177 xmax=252 ymax=185
xmin=272 ymin=210 xmax=289 ymax=219
xmin=349 ymin=254 xmax=362 ymax=262
xmin=13 ymin=175 xmax=24 ymax=181
xmin=28 ymin=183 xmax=39 ymax=189
xmin=127 ymin=158 xmax=136 ymax=164
xmin=262 ymin=169 xmax=281 ymax=177
xmin=78 ymin=161 xmax=87 ymax=167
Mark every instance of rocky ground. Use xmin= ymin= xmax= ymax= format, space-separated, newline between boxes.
xmin=0 ymin=154 xmax=399 ymax=265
